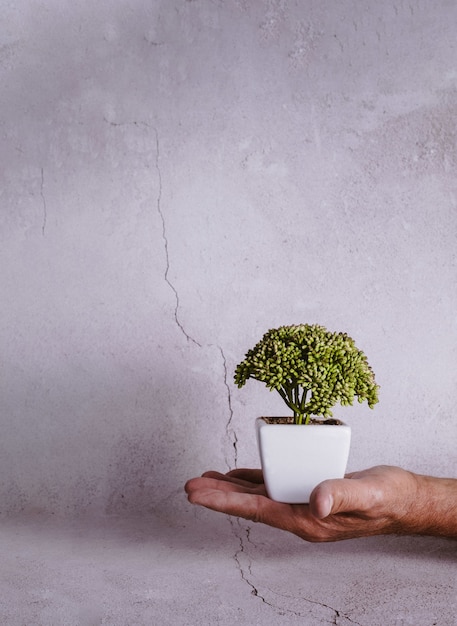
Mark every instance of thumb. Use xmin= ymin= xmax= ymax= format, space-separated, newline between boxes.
xmin=309 ymin=477 xmax=370 ymax=519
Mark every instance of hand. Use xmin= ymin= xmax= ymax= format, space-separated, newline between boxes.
xmin=185 ymin=465 xmax=457 ymax=542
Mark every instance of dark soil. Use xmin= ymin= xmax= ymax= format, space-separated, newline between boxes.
xmin=260 ymin=416 xmax=345 ymax=425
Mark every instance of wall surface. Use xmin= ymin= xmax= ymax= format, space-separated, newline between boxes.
xmin=1 ymin=1 xmax=456 ymax=624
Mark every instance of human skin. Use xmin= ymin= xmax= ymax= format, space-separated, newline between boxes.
xmin=185 ymin=465 xmax=457 ymax=542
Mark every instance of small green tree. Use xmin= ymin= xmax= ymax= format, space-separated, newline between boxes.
xmin=234 ymin=324 xmax=379 ymax=424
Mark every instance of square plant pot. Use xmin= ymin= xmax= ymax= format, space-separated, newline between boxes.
xmin=256 ymin=417 xmax=351 ymax=504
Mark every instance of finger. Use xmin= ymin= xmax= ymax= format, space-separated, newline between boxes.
xmin=225 ymin=468 xmax=264 ymax=484
xmin=187 ymin=487 xmax=262 ymax=519
xmin=187 ymin=486 xmax=294 ymax=529
xmin=185 ymin=476 xmax=260 ymax=498
xmin=309 ymin=477 xmax=373 ymax=519
xmin=200 ymin=470 xmax=262 ymax=489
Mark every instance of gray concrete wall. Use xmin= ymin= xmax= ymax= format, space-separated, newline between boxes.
xmin=1 ymin=0 xmax=456 ymax=519
xmin=2 ymin=3 xmax=457 ymax=624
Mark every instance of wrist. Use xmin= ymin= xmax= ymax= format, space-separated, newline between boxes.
xmin=398 ymin=472 xmax=457 ymax=538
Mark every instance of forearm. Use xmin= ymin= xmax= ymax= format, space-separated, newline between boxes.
xmin=401 ymin=474 xmax=457 ymax=538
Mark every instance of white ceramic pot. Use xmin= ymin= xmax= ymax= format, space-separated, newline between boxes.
xmin=256 ymin=417 xmax=351 ymax=504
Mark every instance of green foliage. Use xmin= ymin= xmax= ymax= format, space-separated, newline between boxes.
xmin=234 ymin=324 xmax=379 ymax=424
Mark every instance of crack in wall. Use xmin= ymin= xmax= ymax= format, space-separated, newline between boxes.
xmin=229 ymin=517 xmax=311 ymax=619
xmin=244 ymin=525 xmax=255 ymax=546
xmin=268 ymin=588 xmax=363 ymax=625
xmin=230 ymin=519 xmax=278 ymax=609
xmin=104 ymin=119 xmax=238 ymax=462
xmin=230 ymin=521 xmax=361 ymax=624
xmin=147 ymin=124 xmax=239 ymax=469
xmin=104 ymin=117 xmax=202 ymax=346
xmin=218 ymin=346 xmax=238 ymax=470
xmin=40 ymin=167 xmax=47 ymax=236
xmin=152 ymin=127 xmax=202 ymax=348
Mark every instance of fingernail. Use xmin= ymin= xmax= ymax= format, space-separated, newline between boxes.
xmin=320 ymin=495 xmax=333 ymax=519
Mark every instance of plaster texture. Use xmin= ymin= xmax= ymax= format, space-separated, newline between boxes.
xmin=1 ymin=1 xmax=456 ymax=624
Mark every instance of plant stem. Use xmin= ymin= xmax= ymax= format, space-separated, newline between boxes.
xmin=277 ymin=386 xmax=301 ymax=421
xmin=299 ymin=388 xmax=308 ymax=413
xmin=277 ymin=383 xmax=313 ymax=425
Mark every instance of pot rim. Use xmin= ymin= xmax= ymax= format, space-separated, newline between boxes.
xmin=257 ymin=416 xmax=349 ymax=426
